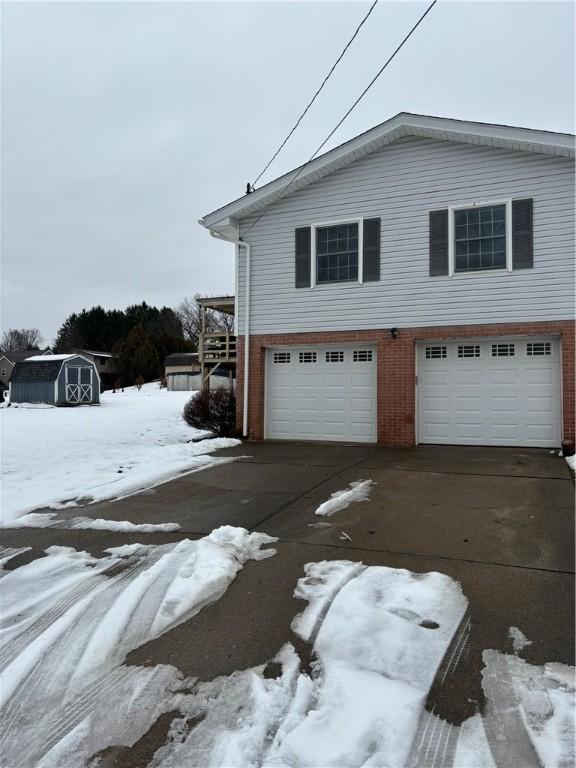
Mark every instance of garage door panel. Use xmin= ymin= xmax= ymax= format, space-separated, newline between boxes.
xmin=524 ymin=367 xmax=559 ymax=385
xmin=489 ymin=369 xmax=520 ymax=385
xmin=418 ymin=337 xmax=561 ymax=448
xmin=526 ymin=395 xmax=556 ymax=414
xmin=266 ymin=346 xmax=376 ymax=443
xmin=455 ymin=396 xmax=484 ymax=412
xmin=526 ymin=424 xmax=556 ymax=442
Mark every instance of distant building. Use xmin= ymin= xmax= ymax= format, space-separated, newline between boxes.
xmin=164 ymin=351 xmax=234 ymax=391
xmin=164 ymin=353 xmax=201 ymax=391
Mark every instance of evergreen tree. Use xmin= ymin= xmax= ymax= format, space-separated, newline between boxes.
xmin=114 ymin=326 xmax=160 ymax=385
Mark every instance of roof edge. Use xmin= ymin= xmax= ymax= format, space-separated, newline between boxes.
xmin=201 ymin=112 xmax=575 ymax=233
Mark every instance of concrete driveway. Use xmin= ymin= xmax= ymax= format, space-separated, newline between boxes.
xmin=2 ymin=442 xmax=574 ymax=763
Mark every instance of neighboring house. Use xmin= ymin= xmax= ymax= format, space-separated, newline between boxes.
xmin=10 ymin=354 xmax=100 ymax=406
xmin=200 ymin=112 xmax=575 ymax=448
xmin=70 ymin=349 xmax=118 ymax=390
xmin=0 ymin=349 xmax=52 ymax=392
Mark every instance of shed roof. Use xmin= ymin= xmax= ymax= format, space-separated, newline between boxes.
xmin=26 ymin=354 xmax=74 ymax=361
xmin=11 ymin=359 xmax=65 ymax=383
xmin=11 ymin=353 xmax=97 ymax=384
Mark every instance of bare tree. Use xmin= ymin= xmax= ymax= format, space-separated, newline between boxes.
xmin=0 ymin=328 xmax=44 ymax=352
xmin=176 ymin=295 xmax=234 ymax=350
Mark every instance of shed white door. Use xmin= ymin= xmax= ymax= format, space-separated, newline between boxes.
xmin=417 ymin=338 xmax=561 ymax=447
xmin=66 ymin=366 xmax=93 ymax=403
xmin=265 ymin=346 xmax=377 ymax=443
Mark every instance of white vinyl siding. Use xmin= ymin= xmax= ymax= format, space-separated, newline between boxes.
xmin=236 ymin=137 xmax=574 ymax=335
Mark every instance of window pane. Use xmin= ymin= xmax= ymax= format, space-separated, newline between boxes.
xmin=453 ymin=205 xmax=507 ymax=273
xmin=493 ymin=220 xmax=505 ymax=235
xmin=316 ymin=223 xmax=359 ymax=283
xmin=467 ymin=209 xmax=479 ymax=224
xmin=493 ymin=251 xmax=506 ymax=267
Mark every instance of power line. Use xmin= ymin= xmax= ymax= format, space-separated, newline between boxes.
xmin=242 ymin=0 xmax=437 ymax=239
xmin=251 ymin=0 xmax=379 ymax=190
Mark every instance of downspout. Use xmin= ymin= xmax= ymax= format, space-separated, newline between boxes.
xmin=210 ymin=231 xmax=251 ymax=438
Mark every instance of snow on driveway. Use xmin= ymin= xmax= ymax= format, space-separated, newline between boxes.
xmin=151 ymin=564 xmax=574 ymax=768
xmin=314 ymin=479 xmax=373 ymax=517
xmin=0 ymin=527 xmax=277 ymax=767
xmin=0 ymin=384 xmax=239 ymax=524
xmin=0 ymin=543 xmax=573 ymax=767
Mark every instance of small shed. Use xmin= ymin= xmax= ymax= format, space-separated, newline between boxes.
xmin=10 ymin=354 xmax=100 ymax=405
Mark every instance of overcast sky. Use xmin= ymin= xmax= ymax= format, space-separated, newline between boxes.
xmin=2 ymin=0 xmax=574 ymax=344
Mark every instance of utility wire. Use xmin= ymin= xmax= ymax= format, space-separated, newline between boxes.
xmin=242 ymin=0 xmax=437 ymax=239
xmin=251 ymin=0 xmax=379 ymax=190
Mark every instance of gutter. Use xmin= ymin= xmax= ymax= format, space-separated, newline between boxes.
xmin=209 ymin=230 xmax=251 ymax=438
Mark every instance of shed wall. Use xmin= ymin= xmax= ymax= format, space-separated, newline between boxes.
xmin=11 ymin=381 xmax=56 ymax=404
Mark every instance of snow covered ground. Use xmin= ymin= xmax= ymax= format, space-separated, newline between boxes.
xmin=2 ymin=540 xmax=572 ymax=768
xmin=0 ymin=384 xmax=239 ymax=524
xmin=0 ymin=528 xmax=277 ymax=767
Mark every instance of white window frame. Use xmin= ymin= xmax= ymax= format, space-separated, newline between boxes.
xmin=448 ymin=199 xmax=512 ymax=277
xmin=311 ymin=217 xmax=364 ymax=287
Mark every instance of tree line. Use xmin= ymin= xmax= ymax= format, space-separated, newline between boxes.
xmin=1 ymin=295 xmax=232 ymax=387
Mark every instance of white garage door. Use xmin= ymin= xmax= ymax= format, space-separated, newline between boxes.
xmin=418 ymin=337 xmax=561 ymax=447
xmin=266 ymin=345 xmax=377 ymax=443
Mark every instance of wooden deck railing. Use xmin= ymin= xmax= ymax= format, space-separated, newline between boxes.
xmin=199 ymin=331 xmax=237 ymax=363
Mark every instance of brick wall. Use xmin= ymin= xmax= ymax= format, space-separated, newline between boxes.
xmin=236 ymin=320 xmax=575 ymax=447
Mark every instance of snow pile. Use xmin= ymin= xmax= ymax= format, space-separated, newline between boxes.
xmin=314 ymin=480 xmax=373 ymax=517
xmin=151 ymin=561 xmax=468 ymax=768
xmin=0 ymin=384 xmax=240 ymax=524
xmin=566 ymin=454 xmax=575 ymax=471
xmin=0 ymin=527 xmax=276 ymax=767
xmin=6 ymin=511 xmax=181 ymax=532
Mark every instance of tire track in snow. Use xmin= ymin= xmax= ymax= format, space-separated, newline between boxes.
xmin=406 ymin=611 xmax=473 ymax=768
xmin=0 ymin=546 xmax=31 ymax=572
xmin=0 ymin=545 xmax=177 ymax=764
xmin=0 ymin=530 xmax=276 ymax=767
xmin=0 ymin=546 xmax=169 ymax=671
xmin=481 ymin=650 xmax=542 ymax=768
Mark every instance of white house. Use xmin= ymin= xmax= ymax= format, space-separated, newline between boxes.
xmin=200 ymin=113 xmax=575 ymax=448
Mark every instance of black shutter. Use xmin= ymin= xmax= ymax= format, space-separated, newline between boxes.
xmin=512 ymin=198 xmax=533 ymax=269
xmin=429 ymin=210 xmax=449 ymax=276
xmin=362 ymin=218 xmax=381 ymax=282
xmin=295 ymin=227 xmax=311 ymax=288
